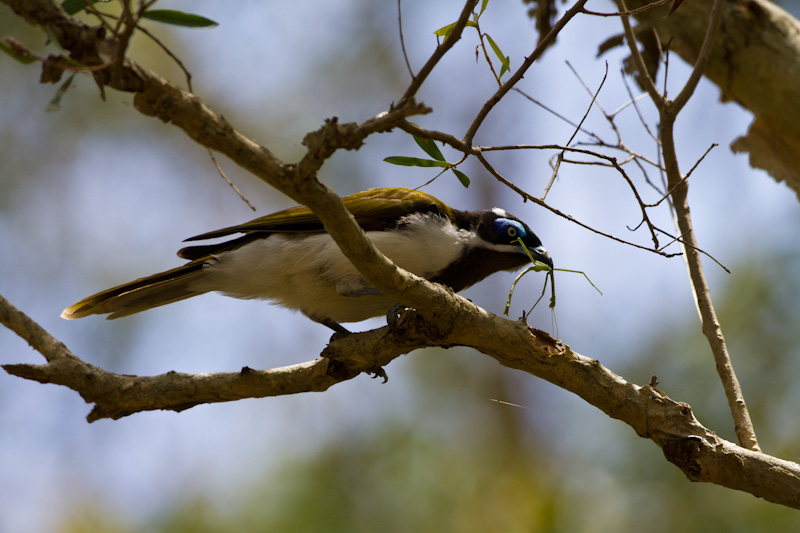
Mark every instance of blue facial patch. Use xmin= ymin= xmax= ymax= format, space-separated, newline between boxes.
xmin=494 ymin=218 xmax=527 ymax=241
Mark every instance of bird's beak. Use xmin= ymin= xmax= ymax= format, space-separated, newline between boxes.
xmin=530 ymin=246 xmax=553 ymax=269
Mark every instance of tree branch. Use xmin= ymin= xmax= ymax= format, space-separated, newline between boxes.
xmin=4 ymin=293 xmax=800 ymax=507
xmin=397 ymin=0 xmax=478 ymax=107
xmin=463 ymin=0 xmax=589 ymax=144
xmin=620 ymin=0 xmax=760 ymax=451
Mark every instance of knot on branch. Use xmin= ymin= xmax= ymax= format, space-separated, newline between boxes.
xmin=661 ymin=436 xmax=705 ymax=479
xmin=387 ymin=305 xmax=453 ymax=343
xmin=302 ymin=117 xmax=365 ymax=155
xmin=385 ymin=99 xmax=433 ymax=122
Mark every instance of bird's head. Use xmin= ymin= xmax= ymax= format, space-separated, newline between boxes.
xmin=474 ymin=208 xmax=552 ymax=269
xmin=429 ymin=207 xmax=551 ymax=293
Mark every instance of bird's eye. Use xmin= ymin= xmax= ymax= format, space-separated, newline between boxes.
xmin=494 ymin=218 xmax=527 ymax=243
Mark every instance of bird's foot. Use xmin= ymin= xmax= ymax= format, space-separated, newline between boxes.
xmin=310 ymin=315 xmax=352 ymax=339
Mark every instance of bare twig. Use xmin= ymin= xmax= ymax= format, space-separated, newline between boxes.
xmin=646 ymin=143 xmax=717 ymax=208
xmin=208 ymin=150 xmax=257 ymax=211
xmin=473 ymin=19 xmax=504 ymax=86
xmin=464 ymin=0 xmax=589 ymax=144
xmin=397 ymin=0 xmax=477 ymax=107
xmin=475 ymin=151 xmax=677 ymax=256
xmin=541 ymin=152 xmax=562 ymax=201
xmin=620 ymin=69 xmax=659 ymax=144
xmin=136 ymin=18 xmax=257 ymax=211
xmin=484 ymin=142 xmax=661 ymax=248
xmin=582 ymin=0 xmax=672 ymax=17
xmin=135 ymin=23 xmax=193 ymax=89
xmin=540 ymin=61 xmax=608 ymax=201
xmin=397 ymin=0 xmax=414 ymax=78
xmin=565 ymin=61 xmax=607 ymax=148
xmin=654 ymin=227 xmax=730 ymax=273
xmin=512 ymin=87 xmax=604 ymax=145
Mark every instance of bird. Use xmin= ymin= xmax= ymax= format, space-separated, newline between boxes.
xmin=61 ymin=187 xmax=552 ymax=334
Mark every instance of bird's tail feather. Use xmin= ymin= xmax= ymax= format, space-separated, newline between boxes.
xmin=61 ymin=260 xmax=209 ymax=320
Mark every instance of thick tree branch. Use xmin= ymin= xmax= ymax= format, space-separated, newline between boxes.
xmin=4 ymin=294 xmax=800 ymax=507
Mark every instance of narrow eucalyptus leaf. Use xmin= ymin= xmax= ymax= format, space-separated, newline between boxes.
xmin=433 ymin=23 xmax=456 ymax=38
xmin=434 ymin=20 xmax=476 ymax=40
xmin=485 ymin=33 xmax=510 ymax=78
xmin=141 ymin=10 xmax=219 ymax=29
xmin=383 ymin=156 xmax=450 ymax=168
xmin=61 ymin=0 xmax=100 ymax=15
xmin=452 ymin=169 xmax=471 ymax=188
xmin=413 ymin=135 xmax=445 ymax=161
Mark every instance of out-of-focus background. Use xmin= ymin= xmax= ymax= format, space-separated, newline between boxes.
xmin=2 ymin=1 xmax=800 ymax=531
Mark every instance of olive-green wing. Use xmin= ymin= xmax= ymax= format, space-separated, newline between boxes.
xmin=183 ymin=187 xmax=454 ymax=242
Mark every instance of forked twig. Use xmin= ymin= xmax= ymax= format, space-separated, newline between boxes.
xmin=619 ymin=0 xmax=759 ymax=451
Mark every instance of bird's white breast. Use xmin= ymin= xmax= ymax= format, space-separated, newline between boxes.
xmin=189 ymin=213 xmax=474 ymax=323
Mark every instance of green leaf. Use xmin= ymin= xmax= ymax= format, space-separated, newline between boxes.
xmin=412 ymin=135 xmax=445 ymax=162
xmin=0 ymin=40 xmax=36 ymax=65
xmin=61 ymin=0 xmax=101 ymax=15
xmin=433 ymin=20 xmax=476 ymax=40
xmin=434 ymin=22 xmax=456 ymax=39
xmin=141 ymin=10 xmax=219 ymax=29
xmin=479 ymin=0 xmax=490 ymax=16
xmin=383 ymin=157 xmax=450 ymax=168
xmin=452 ymin=169 xmax=471 ymax=187
xmin=484 ymin=33 xmax=510 ymax=78
xmin=46 ymin=72 xmax=76 ymax=112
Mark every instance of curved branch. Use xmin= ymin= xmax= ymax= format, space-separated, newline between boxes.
xmin=4 ymin=293 xmax=800 ymax=507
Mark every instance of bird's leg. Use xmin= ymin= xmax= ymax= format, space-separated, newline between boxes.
xmin=309 ymin=315 xmax=352 ymax=338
